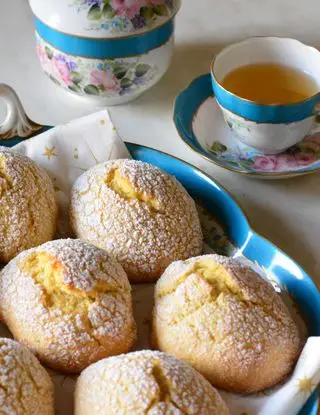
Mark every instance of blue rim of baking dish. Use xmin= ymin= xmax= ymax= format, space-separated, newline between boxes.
xmin=1 ymin=133 xmax=319 ymax=414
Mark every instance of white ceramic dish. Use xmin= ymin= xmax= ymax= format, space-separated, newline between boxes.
xmin=0 ymin=86 xmax=318 ymax=414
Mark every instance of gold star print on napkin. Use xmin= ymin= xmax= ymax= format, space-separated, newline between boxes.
xmin=42 ymin=145 xmax=57 ymax=160
xmin=257 ymin=337 xmax=320 ymax=415
xmin=298 ymin=377 xmax=316 ymax=395
xmin=14 ymin=110 xmax=130 ymax=239
xmin=14 ymin=110 xmax=130 ymax=196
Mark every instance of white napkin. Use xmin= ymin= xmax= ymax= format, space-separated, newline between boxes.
xmin=218 ymin=336 xmax=320 ymax=415
xmin=14 ymin=110 xmax=130 ymax=238
xmin=6 ymin=110 xmax=319 ymax=415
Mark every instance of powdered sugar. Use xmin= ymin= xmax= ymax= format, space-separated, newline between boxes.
xmin=70 ymin=160 xmax=203 ymax=281
xmin=0 ymin=147 xmax=57 ymax=263
xmin=153 ymin=254 xmax=302 ymax=393
xmin=0 ymin=239 xmax=136 ymax=373
xmin=75 ymin=350 xmax=230 ymax=414
xmin=0 ymin=338 xmax=54 ymax=414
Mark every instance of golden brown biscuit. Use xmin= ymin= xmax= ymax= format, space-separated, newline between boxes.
xmin=152 ymin=254 xmax=302 ymax=393
xmin=75 ymin=350 xmax=230 ymax=415
xmin=0 ymin=338 xmax=54 ymax=414
xmin=0 ymin=147 xmax=57 ymax=263
xmin=69 ymin=159 xmax=203 ymax=282
xmin=0 ymin=239 xmax=136 ymax=373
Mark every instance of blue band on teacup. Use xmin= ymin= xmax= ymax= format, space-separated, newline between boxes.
xmin=211 ymin=74 xmax=320 ymax=124
xmin=34 ymin=18 xmax=173 ymax=59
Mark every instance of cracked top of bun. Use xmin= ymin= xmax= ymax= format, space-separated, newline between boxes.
xmin=69 ymin=159 xmax=203 ymax=281
xmin=152 ymin=254 xmax=302 ymax=393
xmin=0 ymin=147 xmax=57 ymax=263
xmin=75 ymin=350 xmax=230 ymax=415
xmin=0 ymin=338 xmax=54 ymax=415
xmin=0 ymin=239 xmax=136 ymax=373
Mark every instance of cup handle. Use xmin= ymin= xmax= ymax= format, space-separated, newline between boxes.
xmin=0 ymin=84 xmax=43 ymax=140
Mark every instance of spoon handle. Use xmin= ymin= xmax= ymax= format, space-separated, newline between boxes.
xmin=0 ymin=84 xmax=45 ymax=141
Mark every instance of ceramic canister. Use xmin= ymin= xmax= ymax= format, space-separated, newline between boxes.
xmin=29 ymin=0 xmax=180 ymax=105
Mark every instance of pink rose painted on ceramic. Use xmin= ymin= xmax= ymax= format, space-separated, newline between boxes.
xmin=111 ymin=0 xmax=144 ymax=18
xmin=35 ymin=34 xmax=155 ymax=99
xmin=252 ymin=153 xmax=316 ymax=172
xmin=52 ymin=57 xmax=73 ymax=86
xmin=275 ymin=154 xmax=297 ymax=170
xmin=252 ymin=155 xmax=279 ymax=171
xmin=36 ymin=44 xmax=52 ymax=74
xmin=294 ymin=153 xmax=317 ymax=166
xmin=209 ymin=130 xmax=320 ymax=175
xmin=90 ymin=69 xmax=120 ymax=91
xmin=69 ymin=0 xmax=176 ymax=33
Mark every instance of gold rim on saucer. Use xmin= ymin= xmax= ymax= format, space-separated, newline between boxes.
xmin=173 ymin=78 xmax=320 ymax=179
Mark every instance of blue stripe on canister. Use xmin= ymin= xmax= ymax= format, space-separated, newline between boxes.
xmin=211 ymin=73 xmax=320 ymax=124
xmin=34 ymin=18 xmax=173 ymax=59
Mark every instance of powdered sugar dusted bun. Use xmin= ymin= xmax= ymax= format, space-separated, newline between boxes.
xmin=0 ymin=338 xmax=54 ymax=414
xmin=69 ymin=159 xmax=203 ymax=282
xmin=152 ymin=254 xmax=302 ymax=393
xmin=75 ymin=350 xmax=230 ymax=415
xmin=0 ymin=239 xmax=136 ymax=373
xmin=0 ymin=147 xmax=57 ymax=263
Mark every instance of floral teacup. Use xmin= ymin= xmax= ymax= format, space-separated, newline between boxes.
xmin=211 ymin=37 xmax=320 ymax=154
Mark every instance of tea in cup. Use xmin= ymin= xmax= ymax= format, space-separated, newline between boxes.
xmin=211 ymin=37 xmax=320 ymax=154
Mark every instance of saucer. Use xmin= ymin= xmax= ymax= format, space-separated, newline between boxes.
xmin=174 ymin=74 xmax=320 ymax=179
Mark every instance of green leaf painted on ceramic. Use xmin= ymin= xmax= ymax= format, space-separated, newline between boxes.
xmin=49 ymin=75 xmax=60 ymax=86
xmin=68 ymin=84 xmax=81 ymax=93
xmin=153 ymin=4 xmax=168 ymax=16
xmin=98 ymin=63 xmax=106 ymax=71
xmin=102 ymin=4 xmax=116 ymax=18
xmin=88 ymin=4 xmax=102 ymax=20
xmin=210 ymin=142 xmax=227 ymax=153
xmin=102 ymin=0 xmax=110 ymax=4
xmin=140 ymin=7 xmax=154 ymax=21
xmin=120 ymin=78 xmax=133 ymax=89
xmin=84 ymin=84 xmax=100 ymax=95
xmin=297 ymin=143 xmax=310 ymax=153
xmin=135 ymin=64 xmax=151 ymax=77
xmin=113 ymin=66 xmax=127 ymax=79
xmin=45 ymin=46 xmax=53 ymax=59
xmin=70 ymin=71 xmax=83 ymax=84
xmin=239 ymin=159 xmax=255 ymax=168
xmin=226 ymin=120 xmax=233 ymax=129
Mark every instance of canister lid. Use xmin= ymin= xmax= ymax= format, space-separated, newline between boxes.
xmin=29 ymin=0 xmax=180 ymax=39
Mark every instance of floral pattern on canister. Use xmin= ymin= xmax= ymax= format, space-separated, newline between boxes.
xmin=69 ymin=0 xmax=175 ymax=34
xmin=208 ymin=131 xmax=320 ymax=173
xmin=36 ymin=34 xmax=157 ymax=98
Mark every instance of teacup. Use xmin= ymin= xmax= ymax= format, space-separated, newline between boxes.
xmin=210 ymin=37 xmax=320 ymax=154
